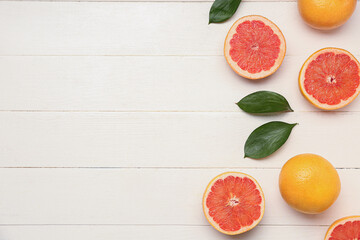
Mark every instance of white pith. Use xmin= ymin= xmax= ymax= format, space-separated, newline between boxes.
xmin=299 ymin=48 xmax=360 ymax=110
xmin=202 ymin=172 xmax=265 ymax=235
xmin=227 ymin=196 xmax=240 ymax=207
xmin=224 ymin=15 xmax=286 ymax=80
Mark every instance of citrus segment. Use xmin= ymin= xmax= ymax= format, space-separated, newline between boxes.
xmin=203 ymin=172 xmax=265 ymax=235
xmin=299 ymin=48 xmax=360 ymax=110
xmin=224 ymin=15 xmax=286 ymax=80
xmin=325 ymin=216 xmax=360 ymax=240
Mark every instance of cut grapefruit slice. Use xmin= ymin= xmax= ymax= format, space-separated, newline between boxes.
xmin=299 ymin=48 xmax=360 ymax=110
xmin=224 ymin=15 xmax=286 ymax=80
xmin=202 ymin=172 xmax=265 ymax=235
xmin=325 ymin=216 xmax=360 ymax=240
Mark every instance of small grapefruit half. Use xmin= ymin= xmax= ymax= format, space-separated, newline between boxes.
xmin=324 ymin=216 xmax=360 ymax=240
xmin=224 ymin=15 xmax=286 ymax=80
xmin=202 ymin=172 xmax=265 ymax=235
xmin=299 ymin=48 xmax=360 ymax=110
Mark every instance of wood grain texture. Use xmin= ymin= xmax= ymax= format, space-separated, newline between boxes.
xmin=0 ymin=112 xmax=359 ymax=168
xmin=1 ymin=56 xmax=360 ymax=112
xmin=0 ymin=0 xmax=359 ymax=238
xmin=0 ymin=2 xmax=359 ymax=56
xmin=0 ymin=168 xmax=357 ymax=225
xmin=0 ymin=226 xmax=326 ymax=240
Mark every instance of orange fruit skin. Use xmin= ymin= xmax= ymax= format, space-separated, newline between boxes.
xmin=202 ymin=172 xmax=265 ymax=235
xmin=298 ymin=0 xmax=357 ymax=30
xmin=299 ymin=47 xmax=360 ymax=110
xmin=324 ymin=216 xmax=360 ymax=240
xmin=279 ymin=154 xmax=341 ymax=214
xmin=224 ymin=15 xmax=286 ymax=80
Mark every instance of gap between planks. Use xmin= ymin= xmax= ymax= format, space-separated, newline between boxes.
xmin=0 ymin=0 xmax=358 ymax=2
xmin=0 ymin=110 xmax=359 ymax=113
xmin=1 ymin=53 xmax=359 ymax=57
xmin=0 ymin=0 xmax=300 ymax=2
xmin=1 ymin=166 xmax=360 ymax=169
xmin=0 ymin=223 xmax=331 ymax=227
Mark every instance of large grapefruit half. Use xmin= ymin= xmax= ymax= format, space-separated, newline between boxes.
xmin=224 ymin=15 xmax=286 ymax=80
xmin=202 ymin=172 xmax=265 ymax=235
xmin=324 ymin=216 xmax=360 ymax=240
xmin=299 ymin=48 xmax=360 ymax=110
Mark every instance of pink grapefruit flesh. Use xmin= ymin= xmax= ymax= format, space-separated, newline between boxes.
xmin=202 ymin=172 xmax=265 ymax=235
xmin=325 ymin=216 xmax=360 ymax=240
xmin=299 ymin=48 xmax=360 ymax=110
xmin=224 ymin=15 xmax=286 ymax=80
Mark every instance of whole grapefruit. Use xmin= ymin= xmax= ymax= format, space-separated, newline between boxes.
xmin=298 ymin=0 xmax=357 ymax=30
xmin=279 ymin=154 xmax=341 ymax=214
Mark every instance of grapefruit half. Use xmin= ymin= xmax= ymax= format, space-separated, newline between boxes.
xmin=202 ymin=172 xmax=265 ymax=235
xmin=299 ymin=48 xmax=360 ymax=110
xmin=325 ymin=216 xmax=360 ymax=240
xmin=224 ymin=15 xmax=286 ymax=80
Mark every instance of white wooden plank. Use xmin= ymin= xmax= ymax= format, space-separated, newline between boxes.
xmin=0 ymin=168 xmax=357 ymax=225
xmin=0 ymin=2 xmax=359 ymax=56
xmin=3 ymin=0 xmax=360 ymax=2
xmin=0 ymin=111 xmax=359 ymax=168
xmin=2 ymin=56 xmax=360 ymax=112
xmin=4 ymin=0 xmax=359 ymax=2
xmin=0 ymin=225 xmax=327 ymax=240
xmin=1 ymin=0 xmax=300 ymax=1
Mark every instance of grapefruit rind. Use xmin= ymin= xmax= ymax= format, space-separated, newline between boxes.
xmin=298 ymin=0 xmax=357 ymax=30
xmin=279 ymin=153 xmax=341 ymax=215
xmin=202 ymin=172 xmax=265 ymax=235
xmin=224 ymin=15 xmax=286 ymax=80
xmin=324 ymin=215 xmax=360 ymax=240
xmin=299 ymin=47 xmax=360 ymax=110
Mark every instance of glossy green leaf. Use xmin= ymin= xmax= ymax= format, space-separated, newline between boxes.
xmin=244 ymin=121 xmax=297 ymax=159
xmin=237 ymin=91 xmax=293 ymax=114
xmin=209 ymin=0 xmax=242 ymax=24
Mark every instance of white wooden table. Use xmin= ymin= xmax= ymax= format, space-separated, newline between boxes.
xmin=0 ymin=0 xmax=359 ymax=239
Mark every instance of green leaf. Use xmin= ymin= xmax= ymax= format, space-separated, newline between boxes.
xmin=237 ymin=91 xmax=293 ymax=114
xmin=209 ymin=0 xmax=242 ymax=24
xmin=244 ymin=121 xmax=297 ymax=159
